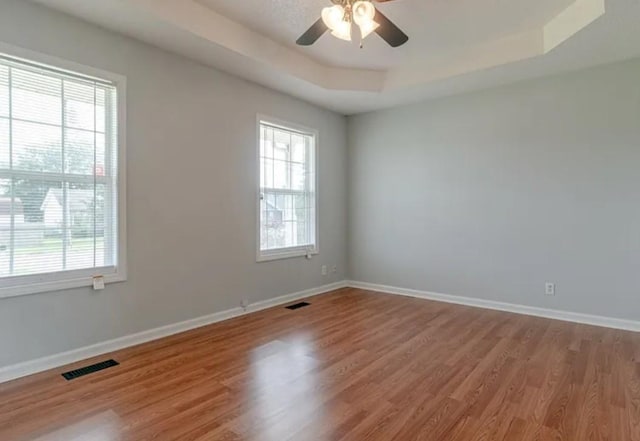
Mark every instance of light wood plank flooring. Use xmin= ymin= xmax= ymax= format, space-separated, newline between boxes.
xmin=1 ymin=288 xmax=639 ymax=440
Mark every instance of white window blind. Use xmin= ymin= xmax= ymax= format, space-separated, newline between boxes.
xmin=0 ymin=54 xmax=121 ymax=295
xmin=259 ymin=119 xmax=317 ymax=260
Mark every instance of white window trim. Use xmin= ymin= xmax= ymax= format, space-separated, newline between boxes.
xmin=256 ymin=114 xmax=319 ymax=262
xmin=0 ymin=43 xmax=127 ymax=299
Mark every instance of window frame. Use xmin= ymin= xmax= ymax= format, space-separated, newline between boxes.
xmin=256 ymin=114 xmax=319 ymax=262
xmin=0 ymin=43 xmax=127 ymax=299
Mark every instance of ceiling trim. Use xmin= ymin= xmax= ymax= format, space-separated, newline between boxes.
xmin=127 ymin=0 xmax=604 ymax=93
xmin=388 ymin=0 xmax=605 ymax=89
xmin=544 ymin=0 xmax=605 ymax=52
xmin=129 ymin=0 xmax=386 ymax=92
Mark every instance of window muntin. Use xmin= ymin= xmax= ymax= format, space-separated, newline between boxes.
xmin=0 ymin=53 xmax=121 ymax=295
xmin=259 ymin=119 xmax=317 ymax=260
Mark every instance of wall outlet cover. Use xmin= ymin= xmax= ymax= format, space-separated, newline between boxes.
xmin=545 ymin=283 xmax=556 ymax=296
xmin=92 ymin=276 xmax=105 ymax=291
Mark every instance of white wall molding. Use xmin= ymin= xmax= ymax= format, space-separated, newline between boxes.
xmin=347 ymin=281 xmax=640 ymax=333
xmin=0 ymin=281 xmax=348 ymax=384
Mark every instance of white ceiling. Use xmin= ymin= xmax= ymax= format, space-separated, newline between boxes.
xmin=31 ymin=0 xmax=640 ymax=114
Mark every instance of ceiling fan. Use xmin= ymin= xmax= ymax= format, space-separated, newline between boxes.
xmin=296 ymin=0 xmax=409 ymax=48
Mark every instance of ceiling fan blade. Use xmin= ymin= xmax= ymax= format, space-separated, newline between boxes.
xmin=296 ymin=18 xmax=328 ymax=46
xmin=374 ymin=9 xmax=409 ymax=47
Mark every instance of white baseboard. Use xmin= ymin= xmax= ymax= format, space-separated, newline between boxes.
xmin=347 ymin=280 xmax=640 ymax=333
xmin=4 ymin=279 xmax=636 ymax=384
xmin=0 ymin=281 xmax=348 ymax=384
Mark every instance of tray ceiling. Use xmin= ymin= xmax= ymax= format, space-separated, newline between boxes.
xmin=29 ymin=0 xmax=640 ymax=114
xmin=196 ymin=0 xmax=575 ymax=70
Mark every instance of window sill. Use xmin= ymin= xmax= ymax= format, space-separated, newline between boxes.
xmin=0 ymin=271 xmax=127 ymax=299
xmin=257 ymin=248 xmax=318 ymax=262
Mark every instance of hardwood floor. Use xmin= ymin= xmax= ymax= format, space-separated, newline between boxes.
xmin=1 ymin=287 xmax=639 ymax=440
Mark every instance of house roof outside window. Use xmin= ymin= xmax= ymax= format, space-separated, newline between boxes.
xmin=40 ymin=189 xmax=95 ymax=212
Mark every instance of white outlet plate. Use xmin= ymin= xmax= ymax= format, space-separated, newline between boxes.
xmin=92 ymin=276 xmax=105 ymax=291
xmin=321 ymin=265 xmax=328 ymax=276
xmin=545 ymin=283 xmax=556 ymax=296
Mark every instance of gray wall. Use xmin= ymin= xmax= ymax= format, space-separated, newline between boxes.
xmin=349 ymin=59 xmax=640 ymax=321
xmin=0 ymin=0 xmax=348 ymax=367
xmin=2 ymin=0 xmax=639 ymax=371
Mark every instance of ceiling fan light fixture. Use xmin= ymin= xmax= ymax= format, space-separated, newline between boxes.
xmin=298 ymin=0 xmax=407 ymax=48
xmin=352 ymin=1 xmax=376 ymax=25
xmin=352 ymin=1 xmax=378 ymax=41
xmin=357 ymin=19 xmax=379 ymax=39
xmin=331 ymin=20 xmax=353 ymax=41
xmin=321 ymin=5 xmax=345 ymax=31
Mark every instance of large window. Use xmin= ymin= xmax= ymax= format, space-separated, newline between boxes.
xmin=0 ymin=49 xmax=125 ymax=297
xmin=258 ymin=117 xmax=317 ymax=261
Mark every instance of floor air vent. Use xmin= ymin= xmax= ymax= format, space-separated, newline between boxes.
xmin=61 ymin=359 xmax=119 ymax=380
xmin=286 ymin=302 xmax=311 ymax=310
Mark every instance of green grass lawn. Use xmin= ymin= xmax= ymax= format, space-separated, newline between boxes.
xmin=14 ymin=237 xmax=104 ymax=256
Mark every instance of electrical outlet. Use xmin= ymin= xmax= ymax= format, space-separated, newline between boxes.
xmin=321 ymin=265 xmax=328 ymax=276
xmin=92 ymin=276 xmax=105 ymax=291
xmin=331 ymin=265 xmax=337 ymax=274
xmin=545 ymin=283 xmax=555 ymax=296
